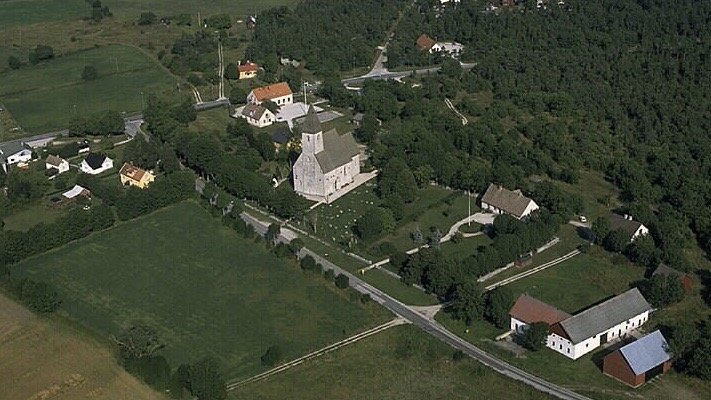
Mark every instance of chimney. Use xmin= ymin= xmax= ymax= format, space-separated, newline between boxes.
xmin=624 ymin=214 xmax=629 ymax=220
xmin=627 ymin=215 xmax=633 ymax=221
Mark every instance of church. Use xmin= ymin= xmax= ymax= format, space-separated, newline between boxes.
xmin=293 ymin=106 xmax=361 ymax=203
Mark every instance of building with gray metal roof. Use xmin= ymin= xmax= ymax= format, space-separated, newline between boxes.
xmin=603 ymin=330 xmax=671 ymax=387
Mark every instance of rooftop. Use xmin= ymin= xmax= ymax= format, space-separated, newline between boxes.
xmin=46 ymin=154 xmax=65 ymax=167
xmin=119 ymin=162 xmax=148 ymax=182
xmin=509 ymin=294 xmax=571 ymax=326
xmin=618 ymin=330 xmax=671 ymax=375
xmin=481 ymin=183 xmax=537 ymax=218
xmin=84 ymin=153 xmax=108 ymax=170
xmin=314 ymin=129 xmax=360 ymax=173
xmin=238 ymin=62 xmax=259 ymax=73
xmin=250 ymin=82 xmax=292 ymax=102
xmin=559 ymin=288 xmax=652 ymax=344
xmin=609 ymin=214 xmax=644 ymax=237
xmin=416 ymin=33 xmax=436 ymax=50
xmin=241 ymin=103 xmax=270 ymax=120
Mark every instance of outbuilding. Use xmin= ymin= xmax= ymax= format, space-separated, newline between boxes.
xmin=603 ymin=330 xmax=671 ymax=388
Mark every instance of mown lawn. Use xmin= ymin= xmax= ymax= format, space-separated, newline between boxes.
xmin=231 ymin=324 xmax=554 ymax=400
xmin=0 ymin=0 xmax=87 ymax=28
xmin=13 ymin=201 xmax=386 ymax=380
xmin=506 ymin=247 xmax=645 ymax=314
xmin=0 ymin=45 xmax=177 ymax=133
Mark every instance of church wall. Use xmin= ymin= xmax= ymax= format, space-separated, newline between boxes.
xmin=293 ymin=156 xmax=325 ymax=197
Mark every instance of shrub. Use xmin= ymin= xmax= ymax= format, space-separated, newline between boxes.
xmin=335 ymin=273 xmax=349 ymax=289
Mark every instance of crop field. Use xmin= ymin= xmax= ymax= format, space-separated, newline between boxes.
xmin=0 ymin=0 xmax=88 ymax=28
xmin=232 ymin=324 xmax=554 ymax=400
xmin=0 ymin=44 xmax=177 ymax=134
xmin=13 ymin=201 xmax=384 ymax=380
xmin=103 ymin=0 xmax=300 ymax=20
xmin=0 ymin=293 xmax=165 ymax=400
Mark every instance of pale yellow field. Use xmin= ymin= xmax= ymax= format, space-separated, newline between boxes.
xmin=0 ymin=293 xmax=166 ymax=400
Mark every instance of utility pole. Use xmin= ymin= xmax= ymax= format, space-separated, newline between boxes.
xmin=467 ymin=190 xmax=471 ymax=227
xmin=303 ymin=80 xmax=307 ymax=105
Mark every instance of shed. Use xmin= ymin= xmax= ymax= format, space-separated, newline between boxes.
xmin=603 ymin=330 xmax=671 ymax=388
xmin=653 ymin=264 xmax=692 ymax=292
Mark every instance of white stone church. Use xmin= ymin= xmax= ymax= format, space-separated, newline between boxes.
xmin=293 ymin=106 xmax=361 ymax=203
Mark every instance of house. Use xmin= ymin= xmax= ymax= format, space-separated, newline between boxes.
xmin=481 ymin=183 xmax=540 ymax=220
xmin=416 ymin=34 xmax=437 ymax=51
xmin=119 ymin=162 xmax=155 ymax=189
xmin=45 ymin=155 xmax=69 ymax=174
xmin=653 ymin=263 xmax=692 ymax=292
xmin=239 ymin=103 xmax=275 ymax=128
xmin=246 ymin=15 xmax=256 ymax=30
xmin=609 ymin=214 xmax=649 ymax=242
xmin=436 ymin=41 xmax=464 ymax=57
xmin=238 ymin=62 xmax=258 ymax=79
xmin=548 ymin=288 xmax=653 ymax=360
xmin=247 ymin=82 xmax=293 ymax=106
xmin=292 ymin=106 xmax=361 ymax=203
xmin=80 ymin=153 xmax=113 ymax=175
xmin=603 ymin=330 xmax=671 ymax=387
xmin=509 ymin=294 xmax=571 ymax=335
xmin=0 ymin=141 xmax=32 ymax=173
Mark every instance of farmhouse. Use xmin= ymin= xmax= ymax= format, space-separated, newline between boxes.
xmin=119 ymin=163 xmax=155 ymax=189
xmin=652 ymin=263 xmax=692 ymax=292
xmin=509 ymin=294 xmax=571 ymax=335
xmin=238 ymin=62 xmax=258 ymax=79
xmin=0 ymin=141 xmax=32 ymax=173
xmin=247 ymin=82 xmax=293 ymax=106
xmin=80 ymin=153 xmax=113 ymax=175
xmin=603 ymin=330 xmax=671 ymax=387
xmin=609 ymin=214 xmax=649 ymax=242
xmin=292 ymin=106 xmax=361 ymax=203
xmin=45 ymin=155 xmax=69 ymax=174
xmin=239 ymin=103 xmax=275 ymax=128
xmin=481 ymin=183 xmax=540 ymax=219
xmin=548 ymin=288 xmax=653 ymax=360
xmin=416 ymin=34 xmax=437 ymax=51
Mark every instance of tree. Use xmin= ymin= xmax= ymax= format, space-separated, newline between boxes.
xmin=29 ymin=45 xmax=54 ymax=65
xmin=265 ymin=223 xmax=281 ymax=245
xmin=636 ymin=275 xmax=685 ymax=308
xmin=603 ymin=229 xmax=629 ymax=253
xmin=138 ymin=12 xmax=157 ymax=25
xmin=207 ymin=14 xmax=232 ymax=30
xmin=224 ymin=63 xmax=239 ymax=80
xmin=172 ymin=97 xmax=197 ymax=124
xmin=18 ymin=279 xmax=61 ymax=314
xmin=288 ymin=238 xmax=304 ymax=256
xmin=356 ymin=207 xmax=395 ymax=240
xmin=188 ymin=358 xmax=227 ymax=400
xmin=335 ymin=273 xmax=349 ymax=289
xmin=82 ymin=65 xmax=98 ymax=80
xmin=261 ymin=99 xmax=279 ymax=113
xmin=449 ymin=281 xmax=484 ymax=325
xmin=114 ymin=326 xmax=163 ymax=359
xmin=521 ymin=322 xmax=549 ymax=351
xmin=485 ymin=287 xmax=514 ymax=329
xmin=7 ymin=55 xmax=21 ymax=70
xmin=592 ymin=217 xmax=610 ymax=245
xmin=261 ymin=345 xmax=282 ymax=367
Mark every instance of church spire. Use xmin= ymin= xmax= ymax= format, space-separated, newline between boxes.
xmin=301 ymin=105 xmax=322 ymax=134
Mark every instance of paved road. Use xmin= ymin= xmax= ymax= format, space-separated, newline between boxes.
xmin=239 ymin=212 xmax=590 ymax=400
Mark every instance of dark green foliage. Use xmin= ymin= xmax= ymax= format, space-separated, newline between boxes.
xmin=188 ymin=358 xmax=227 ymax=400
xmin=249 ymin=1 xmax=409 ymax=74
xmin=521 ymin=322 xmax=549 ymax=351
xmin=288 ymin=238 xmax=304 ymax=255
xmin=115 ymin=325 xmax=163 ymax=359
xmin=207 ymin=14 xmax=231 ymax=30
xmin=69 ymin=111 xmax=124 ymax=136
xmin=29 ymin=45 xmax=54 ymax=65
xmin=667 ymin=320 xmax=711 ymax=380
xmin=6 ymin=168 xmax=50 ymax=203
xmin=335 ymin=273 xmax=349 ymax=289
xmin=635 ymin=275 xmax=685 ymax=308
xmin=265 ymin=223 xmax=281 ymax=245
xmin=122 ymin=356 xmax=173 ymax=391
xmin=324 ymin=268 xmax=335 ymax=281
xmin=81 ymin=65 xmax=98 ymax=80
xmin=449 ymin=281 xmax=484 ymax=325
xmin=223 ymin=62 xmax=238 ymax=80
xmin=18 ymin=278 xmax=61 ymax=314
xmin=8 ymin=55 xmax=21 ymax=70
xmin=485 ymin=287 xmax=514 ymax=329
xmin=261 ymin=345 xmax=282 ymax=367
xmin=115 ymin=171 xmax=194 ymax=221
xmin=172 ymin=97 xmax=197 ymax=124
xmin=138 ymin=12 xmax=157 ymax=25
xmin=356 ymin=207 xmax=395 ymax=240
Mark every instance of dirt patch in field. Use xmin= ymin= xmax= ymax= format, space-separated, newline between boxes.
xmin=0 ymin=293 xmax=166 ymax=400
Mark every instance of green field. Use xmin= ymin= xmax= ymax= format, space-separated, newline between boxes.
xmin=0 ymin=45 xmax=177 ymax=134
xmin=103 ymin=0 xmax=300 ymax=19
xmin=14 ymin=201 xmax=385 ymax=380
xmin=0 ymin=0 xmax=87 ymax=28
xmin=231 ymin=324 xmax=554 ymax=400
xmin=506 ymin=248 xmax=645 ymax=314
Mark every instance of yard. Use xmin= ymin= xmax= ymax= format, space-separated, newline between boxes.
xmin=230 ymin=324 xmax=554 ymax=400
xmin=12 ymin=201 xmax=387 ymax=380
xmin=0 ymin=0 xmax=87 ymax=28
xmin=0 ymin=45 xmax=177 ymax=134
xmin=102 ymin=0 xmax=300 ymax=20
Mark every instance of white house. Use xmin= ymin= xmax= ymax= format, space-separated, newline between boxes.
xmin=239 ymin=103 xmax=275 ymax=128
xmin=481 ymin=183 xmax=540 ymax=220
xmin=80 ymin=153 xmax=113 ymax=175
xmin=509 ymin=294 xmax=571 ymax=335
xmin=247 ymin=82 xmax=293 ymax=106
xmin=45 ymin=154 xmax=69 ymax=174
xmin=0 ymin=141 xmax=32 ymax=173
xmin=609 ymin=214 xmax=649 ymax=242
xmin=547 ymin=288 xmax=652 ymax=360
xmin=292 ymin=106 xmax=361 ymax=203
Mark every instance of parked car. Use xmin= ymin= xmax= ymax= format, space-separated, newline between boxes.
xmin=579 ymin=215 xmax=587 ymax=223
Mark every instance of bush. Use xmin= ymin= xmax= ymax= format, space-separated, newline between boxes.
xmin=82 ymin=65 xmax=98 ymax=80
xmin=324 ymin=269 xmax=335 ymax=281
xmin=261 ymin=345 xmax=282 ymax=367
xmin=335 ymin=273 xmax=349 ymax=289
xmin=18 ymin=278 xmax=61 ymax=314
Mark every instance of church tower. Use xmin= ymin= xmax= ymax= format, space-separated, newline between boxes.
xmin=300 ymin=106 xmax=323 ymax=155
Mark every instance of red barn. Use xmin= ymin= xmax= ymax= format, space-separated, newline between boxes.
xmin=603 ymin=330 xmax=671 ymax=388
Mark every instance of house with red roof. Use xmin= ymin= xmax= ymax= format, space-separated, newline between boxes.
xmin=509 ymin=294 xmax=571 ymax=335
xmin=247 ymin=82 xmax=293 ymax=106
xmin=238 ymin=62 xmax=258 ymax=79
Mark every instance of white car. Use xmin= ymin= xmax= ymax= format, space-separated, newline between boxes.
xmin=579 ymin=215 xmax=587 ymax=223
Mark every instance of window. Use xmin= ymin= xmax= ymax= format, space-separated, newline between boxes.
xmin=567 ymin=348 xmax=571 ymax=354
xmin=559 ymin=345 xmax=562 ymax=350
xmin=586 ymin=344 xmax=589 ymax=348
